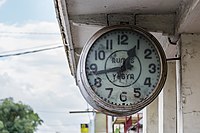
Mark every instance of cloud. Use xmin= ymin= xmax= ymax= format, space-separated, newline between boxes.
xmin=0 ymin=0 xmax=6 ymax=7
xmin=0 ymin=22 xmax=61 ymax=51
xmin=0 ymin=22 xmax=90 ymax=133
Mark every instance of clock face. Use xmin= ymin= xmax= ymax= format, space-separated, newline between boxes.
xmin=77 ymin=26 xmax=167 ymax=116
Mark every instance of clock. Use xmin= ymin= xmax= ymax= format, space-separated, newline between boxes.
xmin=77 ymin=25 xmax=167 ymax=116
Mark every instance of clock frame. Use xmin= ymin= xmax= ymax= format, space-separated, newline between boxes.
xmin=77 ymin=25 xmax=167 ymax=116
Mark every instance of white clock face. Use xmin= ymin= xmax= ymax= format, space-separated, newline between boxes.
xmin=78 ymin=26 xmax=167 ymax=116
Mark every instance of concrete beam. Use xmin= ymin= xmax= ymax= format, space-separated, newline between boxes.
xmin=69 ymin=14 xmax=108 ymax=26
xmin=69 ymin=13 xmax=175 ymax=35
xmin=176 ymin=0 xmax=200 ymax=33
xmin=135 ymin=14 xmax=175 ymax=35
xmin=54 ymin=0 xmax=77 ymax=76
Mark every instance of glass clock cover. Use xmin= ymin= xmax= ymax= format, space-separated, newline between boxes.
xmin=77 ymin=25 xmax=167 ymax=116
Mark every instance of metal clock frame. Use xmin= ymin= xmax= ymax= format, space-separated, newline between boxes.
xmin=77 ymin=25 xmax=167 ymax=116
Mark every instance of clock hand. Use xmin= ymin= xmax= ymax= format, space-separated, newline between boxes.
xmin=95 ymin=46 xmax=136 ymax=75
xmin=95 ymin=66 xmax=121 ymax=75
xmin=127 ymin=45 xmax=137 ymax=58
xmin=120 ymin=46 xmax=136 ymax=72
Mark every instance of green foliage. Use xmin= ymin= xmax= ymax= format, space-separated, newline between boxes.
xmin=0 ymin=98 xmax=43 ymax=133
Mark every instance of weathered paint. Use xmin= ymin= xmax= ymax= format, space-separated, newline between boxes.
xmin=66 ymin=0 xmax=181 ymax=15
xmin=54 ymin=0 xmax=200 ymax=132
xmin=159 ymin=62 xmax=176 ymax=133
xmin=143 ymin=98 xmax=158 ymax=133
xmin=176 ymin=0 xmax=200 ymax=33
xmin=69 ymin=13 xmax=175 ymax=35
xmin=181 ymin=34 xmax=200 ymax=133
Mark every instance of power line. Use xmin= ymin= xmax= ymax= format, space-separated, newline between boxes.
xmin=0 ymin=43 xmax=61 ymax=54
xmin=0 ymin=45 xmax=63 ymax=58
xmin=0 ymin=31 xmax=60 ymax=35
xmin=45 ymin=123 xmax=81 ymax=127
xmin=37 ymin=129 xmax=78 ymax=133
xmin=38 ymin=110 xmax=67 ymax=114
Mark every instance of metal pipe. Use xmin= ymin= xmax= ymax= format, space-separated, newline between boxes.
xmin=106 ymin=115 xmax=108 ymax=133
xmin=176 ymin=39 xmax=183 ymax=133
xmin=137 ymin=113 xmax=140 ymax=133
xmin=69 ymin=110 xmax=96 ymax=114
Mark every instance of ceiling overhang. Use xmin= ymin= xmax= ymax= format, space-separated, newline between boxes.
xmin=54 ymin=0 xmax=200 ymax=77
xmin=176 ymin=0 xmax=200 ymax=33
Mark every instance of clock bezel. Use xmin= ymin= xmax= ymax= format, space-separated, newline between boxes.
xmin=77 ymin=25 xmax=167 ymax=116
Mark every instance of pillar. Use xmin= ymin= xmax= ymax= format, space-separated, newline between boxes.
xmin=143 ymin=98 xmax=158 ymax=133
xmin=181 ymin=34 xmax=200 ymax=133
xmin=158 ymin=62 xmax=176 ymax=133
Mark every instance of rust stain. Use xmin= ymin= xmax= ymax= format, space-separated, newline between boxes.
xmin=183 ymin=86 xmax=193 ymax=96
xmin=184 ymin=110 xmax=200 ymax=116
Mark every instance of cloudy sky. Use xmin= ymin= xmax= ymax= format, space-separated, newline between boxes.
xmin=0 ymin=0 xmax=90 ymax=132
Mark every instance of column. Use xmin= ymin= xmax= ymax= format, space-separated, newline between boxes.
xmin=181 ymin=34 xmax=200 ymax=133
xmin=158 ymin=62 xmax=176 ymax=133
xmin=143 ymin=98 xmax=158 ymax=133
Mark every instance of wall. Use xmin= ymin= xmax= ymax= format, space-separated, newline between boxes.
xmin=159 ymin=62 xmax=176 ymax=133
xmin=181 ymin=34 xmax=200 ymax=133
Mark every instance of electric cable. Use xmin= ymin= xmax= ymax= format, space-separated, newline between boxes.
xmin=0 ymin=43 xmax=61 ymax=54
xmin=0 ymin=31 xmax=60 ymax=35
xmin=37 ymin=110 xmax=67 ymax=114
xmin=0 ymin=45 xmax=63 ymax=58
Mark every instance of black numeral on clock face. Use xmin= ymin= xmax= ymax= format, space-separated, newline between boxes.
xmin=120 ymin=92 xmax=127 ymax=102
xmin=149 ymin=63 xmax=156 ymax=73
xmin=144 ymin=77 xmax=151 ymax=87
xmin=137 ymin=39 xmax=140 ymax=50
xmin=95 ymin=50 xmax=105 ymax=60
xmin=106 ymin=40 xmax=113 ymax=50
xmin=90 ymin=64 xmax=97 ymax=74
xmin=134 ymin=88 xmax=141 ymax=98
xmin=118 ymin=34 xmax=128 ymax=45
xmin=105 ymin=88 xmax=113 ymax=98
xmin=94 ymin=77 xmax=102 ymax=87
xmin=144 ymin=49 xmax=152 ymax=59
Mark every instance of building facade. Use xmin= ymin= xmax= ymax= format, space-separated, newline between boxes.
xmin=54 ymin=0 xmax=200 ymax=132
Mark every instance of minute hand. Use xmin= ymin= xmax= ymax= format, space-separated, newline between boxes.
xmin=95 ymin=67 xmax=121 ymax=75
xmin=120 ymin=46 xmax=136 ymax=72
xmin=127 ymin=45 xmax=136 ymax=57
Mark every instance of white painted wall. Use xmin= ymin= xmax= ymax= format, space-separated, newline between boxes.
xmin=95 ymin=113 xmax=107 ymax=133
xmin=181 ymin=34 xmax=200 ymax=133
xmin=143 ymin=98 xmax=158 ymax=133
xmin=143 ymin=34 xmax=200 ymax=133
xmin=159 ymin=62 xmax=176 ymax=133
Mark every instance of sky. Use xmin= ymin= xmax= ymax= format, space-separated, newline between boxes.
xmin=0 ymin=0 xmax=91 ymax=133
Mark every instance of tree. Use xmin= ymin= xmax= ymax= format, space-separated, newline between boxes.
xmin=0 ymin=98 xmax=43 ymax=133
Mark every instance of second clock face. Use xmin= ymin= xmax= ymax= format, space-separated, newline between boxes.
xmin=77 ymin=25 xmax=168 ymax=116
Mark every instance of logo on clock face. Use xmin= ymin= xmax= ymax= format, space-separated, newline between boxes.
xmin=104 ymin=49 xmax=142 ymax=87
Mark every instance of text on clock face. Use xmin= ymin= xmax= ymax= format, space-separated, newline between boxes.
xmin=85 ymin=29 xmax=161 ymax=105
xmin=112 ymin=73 xmax=134 ymax=80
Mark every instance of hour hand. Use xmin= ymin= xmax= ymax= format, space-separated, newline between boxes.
xmin=95 ymin=67 xmax=121 ymax=75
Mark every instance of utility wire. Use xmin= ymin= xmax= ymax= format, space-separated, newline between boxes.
xmin=45 ymin=123 xmax=81 ymax=126
xmin=37 ymin=110 xmax=67 ymax=114
xmin=0 ymin=45 xmax=63 ymax=58
xmin=37 ymin=129 xmax=77 ymax=132
xmin=0 ymin=31 xmax=60 ymax=35
xmin=0 ymin=43 xmax=61 ymax=54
